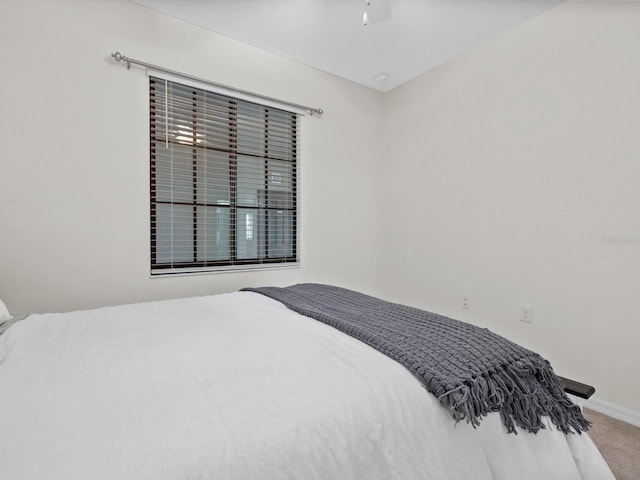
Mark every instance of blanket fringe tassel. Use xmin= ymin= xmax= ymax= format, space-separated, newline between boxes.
xmin=437 ymin=355 xmax=591 ymax=435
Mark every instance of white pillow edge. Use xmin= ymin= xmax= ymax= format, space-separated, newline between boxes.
xmin=0 ymin=297 xmax=11 ymax=323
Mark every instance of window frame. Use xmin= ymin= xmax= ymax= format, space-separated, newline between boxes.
xmin=149 ymin=75 xmax=300 ymax=276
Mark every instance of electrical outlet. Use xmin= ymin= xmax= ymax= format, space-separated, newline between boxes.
xmin=462 ymin=295 xmax=470 ymax=310
xmin=520 ymin=304 xmax=532 ymax=323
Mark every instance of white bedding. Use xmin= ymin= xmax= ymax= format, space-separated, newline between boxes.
xmin=0 ymin=292 xmax=614 ymax=480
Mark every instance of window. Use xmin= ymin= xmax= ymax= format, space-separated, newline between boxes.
xmin=149 ymin=77 xmax=299 ymax=274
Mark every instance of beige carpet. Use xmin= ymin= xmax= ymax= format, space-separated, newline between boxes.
xmin=584 ymin=407 xmax=640 ymax=480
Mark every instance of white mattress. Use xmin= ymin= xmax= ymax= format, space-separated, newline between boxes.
xmin=0 ymin=292 xmax=614 ymax=479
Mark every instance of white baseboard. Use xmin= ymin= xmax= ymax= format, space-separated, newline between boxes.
xmin=582 ymin=396 xmax=640 ymax=428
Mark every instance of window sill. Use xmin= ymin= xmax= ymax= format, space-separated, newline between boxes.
xmin=149 ymin=262 xmax=301 ymax=278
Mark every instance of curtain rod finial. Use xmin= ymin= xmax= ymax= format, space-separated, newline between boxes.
xmin=111 ymin=52 xmax=130 ymax=69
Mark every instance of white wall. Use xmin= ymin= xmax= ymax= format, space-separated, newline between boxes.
xmin=380 ymin=2 xmax=640 ymax=414
xmin=0 ymin=0 xmax=383 ymax=313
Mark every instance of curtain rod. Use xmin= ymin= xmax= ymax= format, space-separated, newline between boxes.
xmin=110 ymin=52 xmax=324 ymax=116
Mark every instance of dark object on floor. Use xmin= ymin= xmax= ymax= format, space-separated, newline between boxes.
xmin=558 ymin=376 xmax=595 ymax=399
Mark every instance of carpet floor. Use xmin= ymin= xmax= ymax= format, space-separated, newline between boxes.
xmin=584 ymin=407 xmax=640 ymax=480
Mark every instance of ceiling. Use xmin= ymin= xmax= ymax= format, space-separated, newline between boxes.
xmin=131 ymin=0 xmax=564 ymax=92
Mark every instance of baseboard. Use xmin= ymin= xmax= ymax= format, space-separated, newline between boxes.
xmin=583 ymin=396 xmax=640 ymax=428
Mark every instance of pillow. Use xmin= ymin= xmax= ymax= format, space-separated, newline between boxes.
xmin=0 ymin=297 xmax=11 ymax=323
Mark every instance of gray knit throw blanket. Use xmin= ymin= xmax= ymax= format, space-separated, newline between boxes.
xmin=243 ymin=283 xmax=589 ymax=435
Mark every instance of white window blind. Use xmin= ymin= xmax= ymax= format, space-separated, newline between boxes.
xmin=149 ymin=76 xmax=299 ymax=274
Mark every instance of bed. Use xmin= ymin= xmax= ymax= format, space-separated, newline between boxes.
xmin=0 ymin=284 xmax=614 ymax=480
